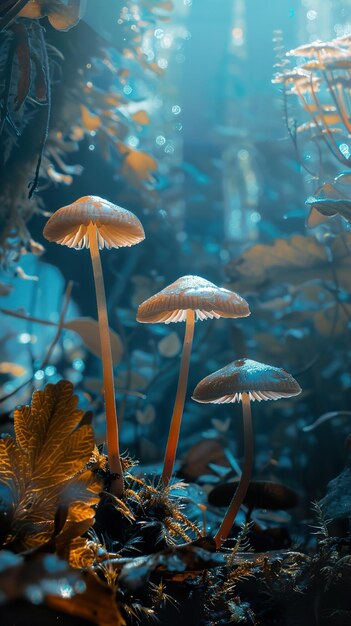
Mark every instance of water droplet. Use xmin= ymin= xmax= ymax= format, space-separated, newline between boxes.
xmin=172 ymin=105 xmax=181 ymax=115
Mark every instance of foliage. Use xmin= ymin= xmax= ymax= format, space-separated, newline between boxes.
xmin=0 ymin=0 xmax=172 ymax=269
xmin=0 ymin=379 xmax=102 ymax=566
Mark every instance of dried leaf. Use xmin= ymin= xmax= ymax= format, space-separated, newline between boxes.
xmin=181 ymin=439 xmax=230 ymax=480
xmin=136 ymin=404 xmax=156 ymax=425
xmin=64 ymin=317 xmax=123 ymax=365
xmin=314 ymin=302 xmax=351 ymax=336
xmin=226 ymin=234 xmax=351 ymax=293
xmin=48 ymin=570 xmax=126 ymax=626
xmin=132 ymin=110 xmax=150 ymax=125
xmin=305 ymin=196 xmax=351 ymax=222
xmin=81 ymin=104 xmax=101 ymax=132
xmin=117 ymin=541 xmax=223 ymax=591
xmin=158 ymin=332 xmax=181 ymax=357
xmin=118 ymin=143 xmax=157 ymax=188
xmin=0 ymin=362 xmax=26 ymax=376
xmin=0 ymin=380 xmax=102 ymax=561
xmin=48 ymin=0 xmax=85 ymax=31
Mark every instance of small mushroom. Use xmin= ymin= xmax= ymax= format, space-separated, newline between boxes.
xmin=43 ymin=195 xmax=145 ymax=495
xmin=136 ymin=275 xmax=250 ymax=486
xmin=192 ymin=358 xmax=301 ymax=548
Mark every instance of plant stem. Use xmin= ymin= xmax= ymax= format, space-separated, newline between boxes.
xmin=88 ymin=224 xmax=123 ymax=496
xmin=162 ymin=309 xmax=195 ymax=486
xmin=214 ymin=393 xmax=253 ymax=549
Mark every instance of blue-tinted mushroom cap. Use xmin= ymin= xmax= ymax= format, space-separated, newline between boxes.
xmin=192 ymin=358 xmax=301 ymax=403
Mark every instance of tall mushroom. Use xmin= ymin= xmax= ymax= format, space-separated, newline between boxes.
xmin=43 ymin=195 xmax=145 ymax=496
xmin=136 ymin=275 xmax=250 ymax=486
xmin=192 ymin=358 xmax=301 ymax=548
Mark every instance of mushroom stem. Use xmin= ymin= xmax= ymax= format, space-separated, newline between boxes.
xmin=214 ymin=392 xmax=253 ymax=549
xmin=88 ymin=224 xmax=124 ymax=496
xmin=162 ymin=309 xmax=195 ymax=486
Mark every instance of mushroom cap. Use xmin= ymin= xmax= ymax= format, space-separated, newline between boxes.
xmin=208 ymin=480 xmax=299 ymax=511
xmin=43 ymin=196 xmax=145 ymax=250
xmin=136 ymin=275 xmax=250 ymax=324
xmin=192 ymin=358 xmax=301 ymax=403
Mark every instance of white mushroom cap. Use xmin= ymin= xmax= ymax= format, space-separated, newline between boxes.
xmin=192 ymin=358 xmax=301 ymax=403
xmin=136 ymin=275 xmax=250 ymax=324
xmin=43 ymin=196 xmax=145 ymax=250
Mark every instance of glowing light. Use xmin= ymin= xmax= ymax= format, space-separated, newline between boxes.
xmin=161 ymin=34 xmax=173 ymax=49
xmin=340 ymin=143 xmax=350 ymax=158
xmin=232 ymin=27 xmax=244 ymax=46
xmin=34 ymin=370 xmax=45 ymax=381
xmin=307 ymin=10 xmax=317 ymax=20
xmin=154 ymin=28 xmax=164 ymax=39
xmin=172 ymin=105 xmax=181 ymax=115
xmin=238 ymin=149 xmax=249 ymax=161
xmin=127 ymin=135 xmax=139 ymax=148
xmin=158 ymin=58 xmax=168 ymax=69
xmin=73 ymin=359 xmax=85 ymax=372
xmin=250 ymin=211 xmax=261 ymax=224
xmin=19 ymin=332 xmax=31 ymax=344
xmin=156 ymin=135 xmax=166 ymax=145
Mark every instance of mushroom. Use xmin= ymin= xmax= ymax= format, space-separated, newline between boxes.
xmin=136 ymin=275 xmax=250 ymax=486
xmin=43 ymin=195 xmax=145 ymax=496
xmin=192 ymin=358 xmax=301 ymax=548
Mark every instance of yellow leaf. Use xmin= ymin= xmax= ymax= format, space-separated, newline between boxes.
xmin=1 ymin=380 xmax=102 ymax=553
xmin=132 ymin=110 xmax=150 ymax=125
xmin=226 ymin=233 xmax=351 ymax=293
xmin=117 ymin=143 xmax=157 ymax=188
xmin=0 ymin=362 xmax=26 ymax=376
xmin=80 ymin=105 xmax=101 ymax=132
xmin=48 ymin=0 xmax=84 ymax=31
xmin=64 ymin=317 xmax=123 ymax=365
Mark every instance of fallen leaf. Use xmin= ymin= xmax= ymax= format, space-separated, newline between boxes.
xmin=306 ymin=196 xmax=351 ymax=222
xmin=118 ymin=143 xmax=157 ymax=188
xmin=0 ymin=362 xmax=26 ymax=377
xmin=158 ymin=332 xmax=182 ymax=357
xmin=132 ymin=110 xmax=150 ymax=125
xmin=0 ymin=380 xmax=102 ymax=564
xmin=48 ymin=570 xmax=125 ymax=626
xmin=64 ymin=318 xmax=123 ymax=365
xmin=81 ymin=104 xmax=101 ymax=132
xmin=226 ymin=233 xmax=351 ymax=293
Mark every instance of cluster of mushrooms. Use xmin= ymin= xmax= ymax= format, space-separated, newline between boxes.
xmin=272 ymin=36 xmax=351 ymax=167
xmin=43 ymin=196 xmax=301 ymax=549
